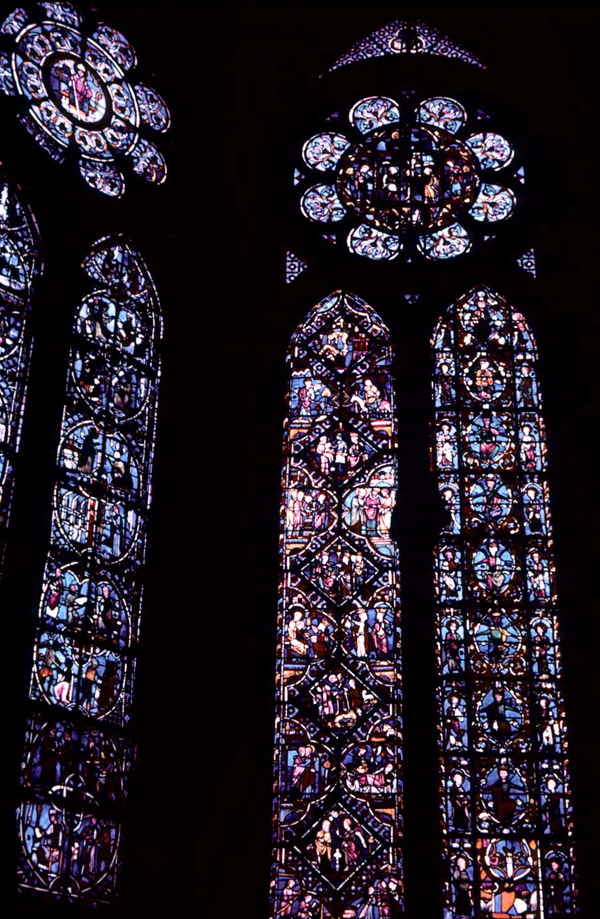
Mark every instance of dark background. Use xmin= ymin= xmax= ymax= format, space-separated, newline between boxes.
xmin=0 ymin=2 xmax=598 ymax=917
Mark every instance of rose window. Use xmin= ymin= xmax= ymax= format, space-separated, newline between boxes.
xmin=0 ymin=3 xmax=170 ymax=198
xmin=298 ymin=95 xmax=519 ymax=261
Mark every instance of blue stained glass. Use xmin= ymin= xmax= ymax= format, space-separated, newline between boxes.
xmin=0 ymin=170 xmax=42 ymax=572
xmin=79 ymin=159 xmax=124 ymax=197
xmin=38 ymin=3 xmax=80 ymax=27
xmin=1 ymin=8 xmax=28 ymax=36
xmin=347 ymin=224 xmax=401 ymax=260
xmin=130 ymin=137 xmax=167 ymax=184
xmin=271 ymin=290 xmax=403 ymax=918
xmin=418 ymin=223 xmax=471 ymax=260
xmin=302 ymin=132 xmax=350 ymax=171
xmin=92 ymin=23 xmax=137 ymax=71
xmin=349 ymin=95 xmax=400 ymax=134
xmin=17 ymin=237 xmax=162 ymax=904
xmin=2 ymin=8 xmax=168 ymax=194
xmin=466 ymin=132 xmax=514 ymax=170
xmin=301 ymin=183 xmax=346 ymax=223
xmin=134 ymin=83 xmax=170 ymax=132
xmin=432 ymin=286 xmax=578 ymax=917
xmin=469 ymin=184 xmax=515 ymax=222
xmin=418 ymin=96 xmax=466 ymax=134
xmin=0 ymin=50 xmax=16 ymax=95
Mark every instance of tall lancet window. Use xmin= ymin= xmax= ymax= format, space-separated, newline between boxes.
xmin=0 ymin=164 xmax=42 ymax=569
xmin=17 ymin=235 xmax=162 ymax=904
xmin=433 ymin=287 xmax=577 ymax=917
xmin=275 ymin=12 xmax=581 ymax=919
xmin=270 ymin=290 xmax=403 ymax=919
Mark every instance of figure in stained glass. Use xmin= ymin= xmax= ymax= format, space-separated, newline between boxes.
xmin=17 ymin=237 xmax=162 ymax=903
xmin=271 ymin=291 xmax=403 ymax=917
xmin=0 ymin=4 xmax=170 ymax=195
xmin=296 ymin=94 xmax=519 ymax=263
xmin=432 ymin=287 xmax=577 ymax=917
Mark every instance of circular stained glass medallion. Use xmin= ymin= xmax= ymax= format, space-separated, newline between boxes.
xmin=337 ymin=123 xmax=480 ymax=233
xmin=46 ymin=54 xmax=110 ymax=125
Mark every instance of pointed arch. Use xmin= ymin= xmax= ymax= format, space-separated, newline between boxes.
xmin=328 ymin=19 xmax=485 ymax=74
xmin=270 ymin=290 xmax=403 ymax=918
xmin=0 ymin=164 xmax=43 ymax=570
xmin=432 ymin=286 xmax=577 ymax=917
xmin=17 ymin=235 xmax=162 ymax=903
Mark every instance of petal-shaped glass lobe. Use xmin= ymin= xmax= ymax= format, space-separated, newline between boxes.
xmin=349 ymin=95 xmax=400 ymax=134
xmin=129 ymin=138 xmax=167 ymax=184
xmin=0 ymin=51 xmax=16 ymax=95
xmin=38 ymin=2 xmax=81 ymax=27
xmin=466 ymin=132 xmax=514 ymax=170
xmin=417 ymin=96 xmax=466 ymax=134
xmin=347 ymin=224 xmax=400 ymax=260
xmin=301 ymin=184 xmax=346 ymax=223
xmin=134 ymin=84 xmax=170 ymax=133
xmin=1 ymin=8 xmax=28 ymax=36
xmin=469 ymin=184 xmax=515 ymax=222
xmin=92 ymin=23 xmax=137 ymax=71
xmin=418 ymin=223 xmax=471 ymax=260
xmin=79 ymin=160 xmax=125 ymax=198
xmin=302 ymin=132 xmax=351 ymax=172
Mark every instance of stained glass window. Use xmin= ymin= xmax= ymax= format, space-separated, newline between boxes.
xmin=0 ymin=3 xmax=170 ymax=196
xmin=296 ymin=98 xmax=521 ymax=263
xmin=17 ymin=235 xmax=162 ymax=904
xmin=432 ymin=286 xmax=577 ymax=917
xmin=0 ymin=163 xmax=42 ymax=569
xmin=328 ymin=19 xmax=484 ymax=72
xmin=270 ymin=290 xmax=403 ymax=919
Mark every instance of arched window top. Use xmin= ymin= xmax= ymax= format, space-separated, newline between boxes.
xmin=288 ymin=289 xmax=392 ymax=365
xmin=433 ymin=285 xmax=538 ymax=362
xmin=328 ymin=19 xmax=485 ymax=74
xmin=17 ymin=233 xmax=162 ymax=904
xmin=431 ymin=285 xmax=578 ymax=918
xmin=272 ymin=287 xmax=403 ymax=918
xmin=0 ymin=3 xmax=170 ymax=197
xmin=0 ymin=163 xmax=42 ymax=296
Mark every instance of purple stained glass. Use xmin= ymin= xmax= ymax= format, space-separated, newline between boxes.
xmin=328 ymin=19 xmax=485 ymax=72
xmin=17 ymin=237 xmax=162 ymax=905
xmin=0 ymin=5 xmax=169 ymax=194
xmin=270 ymin=290 xmax=403 ymax=918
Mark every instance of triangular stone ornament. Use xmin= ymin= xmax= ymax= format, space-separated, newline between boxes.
xmin=285 ymin=250 xmax=308 ymax=283
xmin=516 ymin=248 xmax=537 ymax=278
